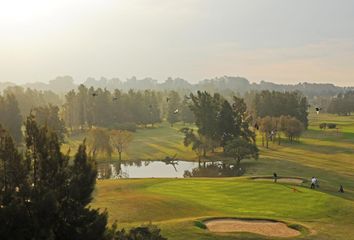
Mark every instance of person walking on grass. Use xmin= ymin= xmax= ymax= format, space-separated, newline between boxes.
xmin=315 ymin=177 xmax=320 ymax=188
xmin=273 ymin=172 xmax=278 ymax=183
xmin=311 ymin=177 xmax=316 ymax=189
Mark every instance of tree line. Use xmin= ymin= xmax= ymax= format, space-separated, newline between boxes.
xmin=62 ymin=85 xmax=195 ymax=131
xmin=327 ymin=91 xmax=354 ymax=116
xmin=1 ymin=86 xmax=311 ymax=148
xmin=251 ymin=90 xmax=309 ymax=128
xmin=3 ymin=75 xmax=353 ymax=99
xmin=257 ymin=115 xmax=305 ymax=148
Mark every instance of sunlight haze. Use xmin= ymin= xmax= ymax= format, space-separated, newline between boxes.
xmin=1 ymin=0 xmax=353 ymax=86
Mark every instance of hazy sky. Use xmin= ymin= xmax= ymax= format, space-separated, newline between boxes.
xmin=1 ymin=0 xmax=354 ymax=86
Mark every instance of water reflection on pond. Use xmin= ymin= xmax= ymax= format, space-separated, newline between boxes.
xmin=97 ymin=160 xmax=244 ymax=179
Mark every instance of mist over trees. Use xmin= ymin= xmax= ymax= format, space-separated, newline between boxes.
xmin=62 ymin=86 xmax=164 ymax=130
xmin=2 ymin=75 xmax=353 ymax=100
xmin=0 ymin=94 xmax=22 ymax=143
xmin=0 ymin=83 xmax=313 ymax=146
xmin=327 ymin=91 xmax=354 ymax=116
xmin=3 ymin=86 xmax=62 ymax=117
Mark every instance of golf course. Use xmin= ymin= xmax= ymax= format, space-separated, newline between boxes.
xmin=85 ymin=113 xmax=354 ymax=240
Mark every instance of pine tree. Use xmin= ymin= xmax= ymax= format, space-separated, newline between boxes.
xmin=218 ymin=100 xmax=235 ymax=148
xmin=167 ymin=91 xmax=181 ymax=127
xmin=0 ymin=94 xmax=22 ymax=143
xmin=180 ymin=98 xmax=194 ymax=125
xmin=0 ymin=115 xmax=108 ymax=240
xmin=32 ymin=105 xmax=66 ymax=143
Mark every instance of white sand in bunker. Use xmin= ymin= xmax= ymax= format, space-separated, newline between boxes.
xmin=253 ymin=178 xmax=304 ymax=184
xmin=205 ymin=219 xmax=301 ymax=238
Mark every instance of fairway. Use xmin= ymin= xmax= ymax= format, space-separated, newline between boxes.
xmin=89 ymin=113 xmax=354 ymax=239
xmin=92 ymin=178 xmax=354 ymax=239
xmin=63 ymin=122 xmax=197 ymax=161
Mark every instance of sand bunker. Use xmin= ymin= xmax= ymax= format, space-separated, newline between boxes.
xmin=252 ymin=177 xmax=304 ymax=184
xmin=205 ymin=219 xmax=301 ymax=238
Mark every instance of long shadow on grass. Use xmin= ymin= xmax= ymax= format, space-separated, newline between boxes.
xmin=242 ymin=158 xmax=354 ymax=201
xmin=305 ymin=129 xmax=354 ymax=142
xmin=270 ymin=138 xmax=354 ymax=155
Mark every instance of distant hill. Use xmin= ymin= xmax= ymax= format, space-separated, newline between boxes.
xmin=1 ymin=75 xmax=353 ymax=98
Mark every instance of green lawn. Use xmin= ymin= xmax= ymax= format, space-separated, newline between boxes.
xmin=63 ymin=122 xmax=197 ymax=161
xmin=88 ymin=113 xmax=354 ymax=239
xmin=92 ymin=178 xmax=354 ymax=240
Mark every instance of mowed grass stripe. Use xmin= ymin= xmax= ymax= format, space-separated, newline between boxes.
xmin=92 ymin=178 xmax=354 ymax=240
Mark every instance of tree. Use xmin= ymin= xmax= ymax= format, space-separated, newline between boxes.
xmin=189 ymin=91 xmax=223 ymax=152
xmin=110 ymin=130 xmax=133 ymax=161
xmin=280 ymin=115 xmax=304 ymax=142
xmin=230 ymin=96 xmax=255 ymax=143
xmin=0 ymin=125 xmax=29 ymax=239
xmin=57 ymin=142 xmax=108 ymax=240
xmin=32 ymin=105 xmax=66 ymax=142
xmin=253 ymin=90 xmax=309 ymax=128
xmin=3 ymin=86 xmax=62 ymax=120
xmin=180 ymin=98 xmax=195 ymax=125
xmin=259 ymin=116 xmax=273 ymax=148
xmin=180 ymin=128 xmax=208 ymax=163
xmin=224 ymin=137 xmax=259 ymax=167
xmin=167 ymin=91 xmax=181 ymax=127
xmin=87 ymin=128 xmax=113 ymax=158
xmin=218 ymin=100 xmax=235 ymax=148
xmin=141 ymin=90 xmax=162 ymax=127
xmin=0 ymin=94 xmax=22 ymax=143
xmin=327 ymin=91 xmax=354 ymax=116
xmin=105 ymin=223 xmax=167 ymax=240
xmin=0 ymin=115 xmax=108 ymax=240
xmin=189 ymin=91 xmax=221 ymax=139
xmin=63 ymin=90 xmax=77 ymax=132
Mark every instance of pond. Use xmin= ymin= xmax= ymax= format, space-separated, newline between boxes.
xmin=97 ymin=160 xmax=244 ymax=179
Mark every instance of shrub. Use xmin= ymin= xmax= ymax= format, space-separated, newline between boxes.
xmin=106 ymin=223 xmax=167 ymax=240
xmin=194 ymin=221 xmax=207 ymax=229
xmin=327 ymin=123 xmax=337 ymax=129
xmin=319 ymin=123 xmax=327 ymax=130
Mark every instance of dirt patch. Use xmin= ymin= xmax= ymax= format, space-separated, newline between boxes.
xmin=204 ymin=219 xmax=301 ymax=238
xmin=252 ymin=177 xmax=304 ymax=184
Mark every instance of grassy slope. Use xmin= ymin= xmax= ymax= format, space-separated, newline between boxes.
xmin=90 ymin=113 xmax=354 ymax=239
xmin=63 ymin=122 xmax=196 ymax=161
xmin=93 ymin=179 xmax=354 ymax=240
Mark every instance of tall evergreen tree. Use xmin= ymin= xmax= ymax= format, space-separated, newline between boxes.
xmin=167 ymin=91 xmax=181 ymax=127
xmin=218 ymin=100 xmax=235 ymax=148
xmin=180 ymin=98 xmax=195 ymax=125
xmin=0 ymin=94 xmax=22 ymax=143
xmin=32 ymin=105 xmax=66 ymax=143
xmin=0 ymin=115 xmax=107 ymax=240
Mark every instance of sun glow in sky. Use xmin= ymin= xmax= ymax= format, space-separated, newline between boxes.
xmin=0 ymin=0 xmax=354 ymax=86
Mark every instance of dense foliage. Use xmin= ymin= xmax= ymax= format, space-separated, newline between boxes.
xmin=0 ymin=116 xmax=108 ymax=240
xmin=327 ymin=91 xmax=354 ymax=116
xmin=258 ymin=115 xmax=305 ymax=147
xmin=252 ymin=90 xmax=309 ymax=128
xmin=0 ymin=94 xmax=22 ymax=143
xmin=31 ymin=105 xmax=66 ymax=143
xmin=0 ymin=119 xmax=165 ymax=240
xmin=182 ymin=91 xmax=258 ymax=166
